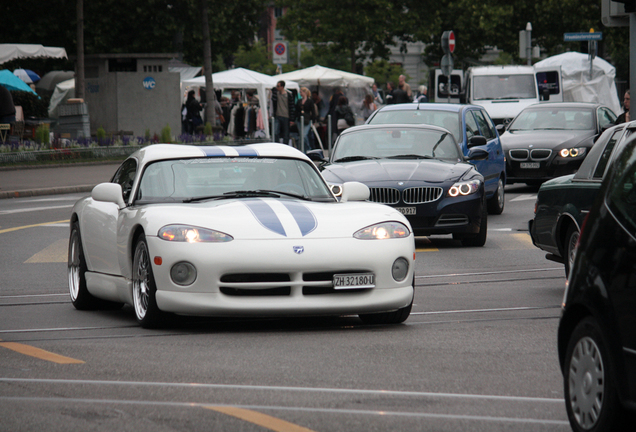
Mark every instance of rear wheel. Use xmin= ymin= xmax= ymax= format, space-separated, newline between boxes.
xmin=68 ymin=221 xmax=122 ymax=310
xmin=564 ymin=317 xmax=632 ymax=432
xmin=487 ymin=178 xmax=505 ymax=215
xmin=132 ymin=234 xmax=166 ymax=328
xmin=564 ymin=224 xmax=580 ymax=277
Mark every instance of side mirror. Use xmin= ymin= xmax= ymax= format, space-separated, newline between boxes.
xmin=306 ymin=149 xmax=327 ymax=163
xmin=467 ymin=148 xmax=489 ymax=161
xmin=340 ymin=181 xmax=370 ymax=202
xmin=467 ymin=135 xmax=488 ymax=148
xmin=92 ymin=183 xmax=126 ymax=209
xmin=496 ymin=124 xmax=506 ymax=134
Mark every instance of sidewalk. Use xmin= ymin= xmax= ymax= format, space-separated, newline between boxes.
xmin=0 ymin=162 xmax=122 ymax=199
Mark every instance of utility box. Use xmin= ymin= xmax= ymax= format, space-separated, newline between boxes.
xmin=82 ymin=53 xmax=181 ymax=138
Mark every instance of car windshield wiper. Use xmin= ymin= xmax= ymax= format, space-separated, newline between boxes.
xmin=387 ymin=154 xmax=434 ymax=159
xmin=184 ymin=190 xmax=309 ymax=203
xmin=333 ymin=156 xmax=379 ymax=163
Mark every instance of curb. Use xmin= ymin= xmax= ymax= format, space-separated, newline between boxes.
xmin=0 ymin=185 xmax=96 ymax=200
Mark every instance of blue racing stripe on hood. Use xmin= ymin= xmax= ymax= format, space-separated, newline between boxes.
xmin=243 ymin=199 xmax=286 ymax=237
xmin=235 ymin=146 xmax=258 ymax=157
xmin=200 ymin=146 xmax=226 ymax=157
xmin=282 ymin=202 xmax=317 ymax=236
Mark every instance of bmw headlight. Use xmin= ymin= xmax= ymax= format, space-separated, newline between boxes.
xmin=158 ymin=224 xmax=233 ymax=243
xmin=559 ymin=147 xmax=587 ymax=158
xmin=448 ymin=179 xmax=481 ymax=197
xmin=354 ymin=222 xmax=411 ymax=240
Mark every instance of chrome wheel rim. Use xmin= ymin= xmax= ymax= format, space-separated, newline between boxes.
xmin=567 ymin=230 xmax=579 ymax=270
xmin=497 ymin=179 xmax=504 ymax=209
xmin=568 ymin=336 xmax=605 ymax=429
xmin=132 ymin=242 xmax=150 ymax=320
xmin=68 ymin=230 xmax=80 ymax=301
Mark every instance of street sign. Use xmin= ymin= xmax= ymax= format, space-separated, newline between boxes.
xmin=441 ymin=31 xmax=455 ymax=54
xmin=441 ymin=54 xmax=454 ymax=77
xmin=564 ymin=32 xmax=603 ymax=41
xmin=272 ymin=41 xmax=288 ymax=64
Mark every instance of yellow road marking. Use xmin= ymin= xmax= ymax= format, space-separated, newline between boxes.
xmin=204 ymin=406 xmax=317 ymax=432
xmin=0 ymin=340 xmax=84 ymax=364
xmin=415 ymin=237 xmax=438 ymax=252
xmin=512 ymin=232 xmax=534 ymax=246
xmin=25 ymin=238 xmax=68 ymax=263
xmin=0 ymin=219 xmax=69 ymax=235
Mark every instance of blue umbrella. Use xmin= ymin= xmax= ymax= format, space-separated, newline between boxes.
xmin=14 ymin=68 xmax=40 ymax=84
xmin=0 ymin=69 xmax=37 ymax=94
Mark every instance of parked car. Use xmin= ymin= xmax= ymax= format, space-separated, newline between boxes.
xmin=69 ymin=143 xmax=416 ymax=328
xmin=319 ymin=124 xmax=489 ymax=246
xmin=558 ymin=132 xmax=636 ymax=432
xmin=499 ymin=102 xmax=616 ymax=184
xmin=366 ymin=103 xmax=506 ymax=214
xmin=529 ymin=121 xmax=635 ymax=275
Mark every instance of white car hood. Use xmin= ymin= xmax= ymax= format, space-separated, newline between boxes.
xmin=137 ymin=198 xmax=407 ymax=240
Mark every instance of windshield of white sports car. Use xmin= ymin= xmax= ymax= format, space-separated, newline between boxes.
xmin=332 ymin=128 xmax=462 ymax=163
xmin=135 ymin=157 xmax=335 ymax=204
xmin=508 ymin=108 xmax=595 ymax=132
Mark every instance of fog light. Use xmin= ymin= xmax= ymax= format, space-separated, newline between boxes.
xmin=170 ymin=262 xmax=197 ymax=286
xmin=392 ymin=257 xmax=409 ymax=282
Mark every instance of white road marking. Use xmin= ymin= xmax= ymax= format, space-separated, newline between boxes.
xmin=0 ymin=204 xmax=74 ymax=214
xmin=417 ymin=267 xmax=562 ymax=279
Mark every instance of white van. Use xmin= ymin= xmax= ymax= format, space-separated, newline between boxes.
xmin=461 ymin=65 xmax=563 ymax=125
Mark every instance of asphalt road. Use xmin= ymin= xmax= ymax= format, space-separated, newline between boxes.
xmin=0 ymin=185 xmax=572 ymax=432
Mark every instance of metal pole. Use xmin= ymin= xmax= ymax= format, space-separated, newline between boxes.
xmin=631 ymin=13 xmax=636 ymax=122
xmin=300 ymin=116 xmax=304 ymax=153
xmin=271 ymin=116 xmax=276 ymax=142
xmin=526 ymin=22 xmax=532 ymax=66
xmin=327 ymin=115 xmax=332 ymax=154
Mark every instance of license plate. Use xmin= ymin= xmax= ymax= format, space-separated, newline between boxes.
xmin=395 ymin=207 xmax=416 ymax=215
xmin=333 ymin=273 xmax=375 ymax=289
xmin=520 ymin=162 xmax=540 ymax=169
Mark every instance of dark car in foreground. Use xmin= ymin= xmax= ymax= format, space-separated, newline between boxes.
xmin=529 ymin=121 xmax=635 ymax=275
xmin=320 ymin=124 xmax=489 ymax=246
xmin=500 ymin=102 xmax=616 ymax=184
xmin=558 ymin=133 xmax=636 ymax=432
xmin=366 ymin=103 xmax=507 ymax=214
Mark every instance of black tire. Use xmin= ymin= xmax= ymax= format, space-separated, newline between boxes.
xmin=359 ymin=283 xmax=413 ymax=325
xmin=461 ymin=207 xmax=487 ymax=247
xmin=132 ymin=233 xmax=166 ymax=328
xmin=564 ymin=224 xmax=579 ymax=277
xmin=564 ymin=317 xmax=632 ymax=432
xmin=68 ymin=221 xmax=123 ymax=310
xmin=486 ymin=177 xmax=505 ymax=215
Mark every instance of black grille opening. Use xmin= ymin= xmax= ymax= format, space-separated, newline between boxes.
xmin=221 ymin=273 xmax=291 ymax=283
xmin=303 ymin=287 xmax=372 ymax=295
xmin=220 ymin=286 xmax=291 ymax=296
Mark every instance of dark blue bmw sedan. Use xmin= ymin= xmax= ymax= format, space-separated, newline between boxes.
xmin=320 ymin=124 xmax=489 ymax=246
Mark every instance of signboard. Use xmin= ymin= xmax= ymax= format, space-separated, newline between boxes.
xmin=564 ymin=32 xmax=603 ymax=42
xmin=441 ymin=31 xmax=455 ymax=54
xmin=273 ymin=41 xmax=288 ymax=64
xmin=143 ymin=76 xmax=156 ymax=90
xmin=441 ymin=54 xmax=454 ymax=77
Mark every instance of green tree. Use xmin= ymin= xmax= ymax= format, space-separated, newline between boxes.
xmin=364 ymin=59 xmax=405 ymax=89
xmin=275 ymin=0 xmax=410 ymax=72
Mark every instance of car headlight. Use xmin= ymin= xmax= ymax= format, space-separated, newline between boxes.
xmin=448 ymin=179 xmax=481 ymax=197
xmin=559 ymin=147 xmax=587 ymax=158
xmin=354 ymin=222 xmax=411 ymax=239
xmin=158 ymin=224 xmax=233 ymax=243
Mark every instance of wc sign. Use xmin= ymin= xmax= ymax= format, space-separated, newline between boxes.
xmin=143 ymin=76 xmax=156 ymax=90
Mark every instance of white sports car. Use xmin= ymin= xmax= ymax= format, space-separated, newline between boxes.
xmin=69 ymin=143 xmax=415 ymax=328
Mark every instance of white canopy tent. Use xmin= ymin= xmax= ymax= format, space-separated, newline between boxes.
xmin=182 ymin=67 xmax=299 ymax=139
xmin=0 ymin=44 xmax=68 ymax=65
xmin=48 ymin=78 xmax=75 ymax=118
xmin=534 ymin=52 xmax=622 ymax=115
xmin=275 ymin=65 xmax=374 ymax=88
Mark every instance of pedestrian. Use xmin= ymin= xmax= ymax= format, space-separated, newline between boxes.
xmin=387 ymin=81 xmax=409 ymax=104
xmin=360 ymin=94 xmax=377 ymax=121
xmin=327 ymin=87 xmax=344 ymax=135
xmin=0 ymin=85 xmax=16 ymax=124
xmin=335 ymin=95 xmax=355 ymax=136
xmin=185 ymin=90 xmax=203 ymax=134
xmin=371 ymin=83 xmax=383 ymax=105
xmin=415 ymin=85 xmax=428 ymax=103
xmin=399 ymin=74 xmax=412 ymax=99
xmin=615 ymin=89 xmax=630 ymax=124
xmin=296 ymin=87 xmax=316 ymax=150
xmin=271 ymin=80 xmax=296 ymax=144
xmin=311 ymin=90 xmax=324 ymax=121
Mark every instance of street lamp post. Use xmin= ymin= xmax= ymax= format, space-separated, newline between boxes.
xmin=526 ymin=22 xmax=532 ymax=66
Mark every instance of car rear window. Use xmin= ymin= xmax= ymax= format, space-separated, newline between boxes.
xmin=368 ymin=110 xmax=461 ymax=142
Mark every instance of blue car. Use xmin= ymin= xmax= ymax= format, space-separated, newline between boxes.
xmin=366 ymin=103 xmax=506 ymax=214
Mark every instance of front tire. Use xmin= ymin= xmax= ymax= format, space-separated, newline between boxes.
xmin=487 ymin=177 xmax=505 ymax=215
xmin=132 ymin=234 xmax=166 ymax=328
xmin=461 ymin=207 xmax=488 ymax=247
xmin=359 ymin=283 xmax=413 ymax=325
xmin=564 ymin=317 xmax=631 ymax=432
